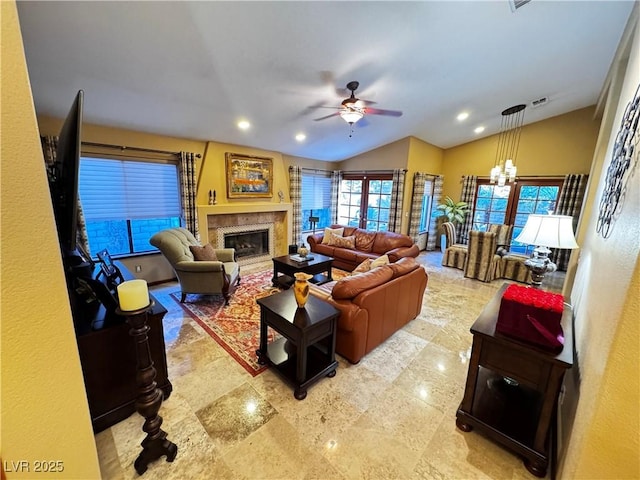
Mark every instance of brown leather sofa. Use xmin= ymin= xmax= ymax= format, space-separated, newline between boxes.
xmin=309 ymin=257 xmax=428 ymax=364
xmin=307 ymin=225 xmax=420 ymax=271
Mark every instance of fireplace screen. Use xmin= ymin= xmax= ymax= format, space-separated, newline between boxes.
xmin=224 ymin=229 xmax=269 ymax=259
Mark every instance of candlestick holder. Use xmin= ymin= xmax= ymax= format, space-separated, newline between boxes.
xmin=116 ymin=301 xmax=177 ymax=475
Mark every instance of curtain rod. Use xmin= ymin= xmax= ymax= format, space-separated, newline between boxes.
xmin=344 ymin=169 xmax=407 ymax=174
xmin=473 ymin=175 xmax=565 ymax=180
xmin=82 ymin=141 xmax=201 ymax=158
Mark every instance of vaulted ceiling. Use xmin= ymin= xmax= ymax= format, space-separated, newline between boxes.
xmin=17 ymin=1 xmax=634 ymax=161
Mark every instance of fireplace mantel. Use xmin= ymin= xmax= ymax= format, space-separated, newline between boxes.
xmin=197 ymin=202 xmax=293 ymax=254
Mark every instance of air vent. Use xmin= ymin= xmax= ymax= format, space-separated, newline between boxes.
xmin=509 ymin=0 xmax=531 ymax=12
xmin=531 ymin=97 xmax=548 ymax=108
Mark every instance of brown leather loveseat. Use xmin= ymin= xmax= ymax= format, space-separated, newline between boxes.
xmin=307 ymin=225 xmax=419 ymax=271
xmin=309 ymin=257 xmax=428 ymax=364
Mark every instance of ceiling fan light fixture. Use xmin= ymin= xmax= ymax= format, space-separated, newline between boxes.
xmin=340 ymin=108 xmax=364 ymax=125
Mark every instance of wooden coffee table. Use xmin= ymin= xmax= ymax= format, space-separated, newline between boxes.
xmin=271 ymin=252 xmax=334 ymax=289
xmin=256 ymin=290 xmax=339 ymax=400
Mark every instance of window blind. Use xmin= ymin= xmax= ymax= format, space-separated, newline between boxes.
xmin=301 ymin=171 xmax=332 ymax=210
xmin=79 ymin=157 xmax=180 ymax=220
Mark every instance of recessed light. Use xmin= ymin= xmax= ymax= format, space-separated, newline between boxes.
xmin=295 ymin=133 xmax=306 ymax=142
xmin=474 ymin=126 xmax=485 ymax=134
xmin=457 ymin=112 xmax=469 ymax=121
xmin=237 ymin=120 xmax=251 ymax=130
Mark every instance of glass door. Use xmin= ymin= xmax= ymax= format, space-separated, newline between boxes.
xmin=338 ymin=174 xmax=393 ymax=231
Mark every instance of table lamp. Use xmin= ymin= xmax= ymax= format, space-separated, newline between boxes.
xmin=514 ymin=214 xmax=579 ymax=287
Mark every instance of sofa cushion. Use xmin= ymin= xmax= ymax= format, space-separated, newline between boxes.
xmin=371 ymin=231 xmax=414 ymax=254
xmin=354 ymin=230 xmax=376 ymax=252
xmin=328 ymin=233 xmax=356 ymax=249
xmin=313 ymin=243 xmax=335 ymax=257
xmin=332 ymin=266 xmax=394 ymax=300
xmin=322 ymin=227 xmax=344 ymax=244
xmin=370 ymin=254 xmax=390 ymax=269
xmin=189 ymin=243 xmax=218 ymax=261
xmin=333 ymin=246 xmax=359 ymax=263
xmin=351 ymin=258 xmax=373 ymax=275
xmin=388 ymin=257 xmax=420 ymax=278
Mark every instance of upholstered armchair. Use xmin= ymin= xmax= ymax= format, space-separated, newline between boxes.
xmin=488 ymin=223 xmax=513 ymax=253
xmin=441 ymin=222 xmax=468 ymax=270
xmin=150 ymin=227 xmax=240 ymax=304
xmin=487 ymin=224 xmax=532 ymax=283
xmin=464 ymin=230 xmax=501 ymax=282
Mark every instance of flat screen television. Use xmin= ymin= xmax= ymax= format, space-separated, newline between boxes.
xmin=48 ymin=90 xmax=83 ymax=261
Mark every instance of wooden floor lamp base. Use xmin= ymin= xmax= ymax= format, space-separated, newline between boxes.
xmin=117 ymin=302 xmax=178 ymax=475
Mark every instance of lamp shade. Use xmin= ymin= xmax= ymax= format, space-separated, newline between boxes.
xmin=515 ymin=214 xmax=579 ymax=249
xmin=340 ymin=109 xmax=363 ymax=124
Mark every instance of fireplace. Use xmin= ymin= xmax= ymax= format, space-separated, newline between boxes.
xmin=216 ymin=223 xmax=275 ymax=266
xmin=224 ymin=229 xmax=269 ymax=260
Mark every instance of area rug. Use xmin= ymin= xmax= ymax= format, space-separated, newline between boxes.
xmin=170 ymin=268 xmax=347 ymax=376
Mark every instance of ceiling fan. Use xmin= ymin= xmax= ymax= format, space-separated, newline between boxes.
xmin=314 ymin=81 xmax=403 ymax=125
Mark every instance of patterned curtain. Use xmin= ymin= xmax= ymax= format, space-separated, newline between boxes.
xmin=550 ymin=174 xmax=589 ymax=271
xmin=459 ymin=175 xmax=477 ymax=245
xmin=289 ymin=165 xmax=302 ymax=245
xmin=388 ymin=169 xmax=406 ymax=233
xmin=330 ymin=170 xmax=343 ymax=224
xmin=179 ymin=151 xmax=199 ymax=241
xmin=428 ymin=175 xmax=444 ymax=251
xmin=40 ymin=135 xmax=91 ymax=256
xmin=408 ymin=172 xmax=427 ymax=242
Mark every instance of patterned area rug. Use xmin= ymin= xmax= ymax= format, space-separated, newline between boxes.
xmin=170 ymin=268 xmax=347 ymax=376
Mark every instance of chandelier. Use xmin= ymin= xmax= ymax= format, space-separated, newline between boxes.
xmin=490 ymin=104 xmax=526 ymax=187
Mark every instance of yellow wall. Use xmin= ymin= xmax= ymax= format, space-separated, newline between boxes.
xmin=1 ymin=2 xmax=101 ymax=478
xmin=336 ymin=137 xmax=412 ymax=231
xmin=198 ymin=142 xmax=288 ymax=206
xmin=440 ymin=107 xmax=599 ymax=201
xmin=562 ymin=6 xmax=639 ymax=478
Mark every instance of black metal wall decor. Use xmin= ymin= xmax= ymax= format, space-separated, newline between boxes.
xmin=596 ymin=84 xmax=639 ymax=239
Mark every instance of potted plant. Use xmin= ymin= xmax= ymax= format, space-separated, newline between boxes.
xmin=436 ymin=196 xmax=469 ymax=250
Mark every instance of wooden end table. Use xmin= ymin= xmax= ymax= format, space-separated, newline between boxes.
xmin=271 ymin=253 xmax=334 ymax=289
xmin=256 ymin=290 xmax=339 ymax=400
xmin=456 ymin=283 xmax=573 ymax=478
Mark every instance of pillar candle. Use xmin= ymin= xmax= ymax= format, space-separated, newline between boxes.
xmin=117 ymin=279 xmax=150 ymax=311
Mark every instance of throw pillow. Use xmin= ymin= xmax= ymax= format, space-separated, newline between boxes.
xmin=351 ymin=258 xmax=373 ymax=276
xmin=327 ymin=233 xmax=355 ymax=249
xmin=321 ymin=227 xmax=344 ymax=244
xmin=370 ymin=254 xmax=390 ymax=269
xmin=189 ymin=243 xmax=218 ymax=261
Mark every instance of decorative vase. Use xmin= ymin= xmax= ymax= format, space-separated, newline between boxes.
xmin=298 ymin=244 xmax=309 ymax=258
xmin=293 ymin=272 xmax=313 ymax=308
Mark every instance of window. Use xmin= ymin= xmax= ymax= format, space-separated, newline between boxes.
xmin=471 ymin=179 xmax=562 ymax=254
xmin=301 ymin=170 xmax=332 ymax=235
xmin=79 ymin=157 xmax=181 ymax=256
xmin=472 ymin=184 xmax=513 ymax=231
xmin=419 ymin=179 xmax=434 ymax=232
xmin=338 ymin=174 xmax=393 ymax=231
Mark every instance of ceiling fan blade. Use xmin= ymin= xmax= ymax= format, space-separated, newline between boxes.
xmin=366 ymin=107 xmax=403 ymax=117
xmin=314 ymin=112 xmax=340 ymax=121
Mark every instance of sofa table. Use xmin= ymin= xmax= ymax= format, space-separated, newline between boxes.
xmin=456 ymin=283 xmax=573 ymax=478
xmin=256 ymin=290 xmax=339 ymax=400
xmin=271 ymin=253 xmax=334 ymax=289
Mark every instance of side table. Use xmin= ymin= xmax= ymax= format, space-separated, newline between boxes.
xmin=456 ymin=283 xmax=573 ymax=478
xmin=256 ymin=290 xmax=339 ymax=400
xmin=271 ymin=253 xmax=334 ymax=289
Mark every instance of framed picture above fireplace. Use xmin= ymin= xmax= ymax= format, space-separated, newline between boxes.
xmin=225 ymin=153 xmax=273 ymax=198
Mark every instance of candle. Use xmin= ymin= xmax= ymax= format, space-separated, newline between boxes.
xmin=117 ymin=279 xmax=150 ymax=311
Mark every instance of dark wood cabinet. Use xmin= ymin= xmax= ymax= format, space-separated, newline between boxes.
xmin=74 ymin=263 xmax=172 ymax=432
xmin=456 ymin=284 xmax=573 ymax=478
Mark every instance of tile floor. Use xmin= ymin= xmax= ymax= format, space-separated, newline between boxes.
xmin=95 ymin=251 xmax=563 ymax=479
